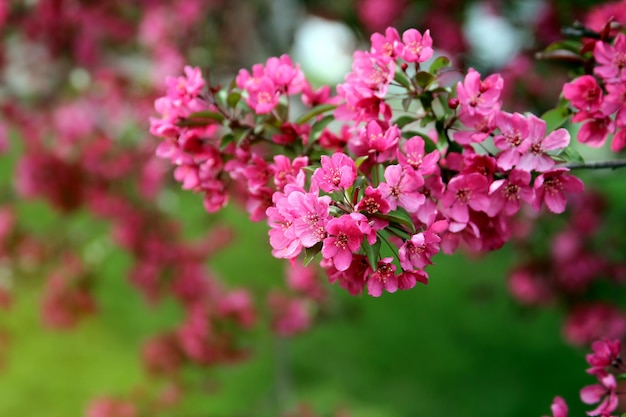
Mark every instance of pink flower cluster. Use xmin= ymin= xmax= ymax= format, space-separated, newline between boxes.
xmin=151 ymin=27 xmax=584 ymax=298
xmin=336 ymin=27 xmax=432 ymax=122
xmin=580 ymin=339 xmax=623 ymax=416
xmin=544 ymin=338 xmax=624 ymax=417
xmin=563 ymin=33 xmax=626 ymax=151
xmin=236 ymin=55 xmax=307 ymax=114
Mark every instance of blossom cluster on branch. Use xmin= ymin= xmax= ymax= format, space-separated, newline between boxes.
xmin=151 ymin=26 xmax=591 ymax=298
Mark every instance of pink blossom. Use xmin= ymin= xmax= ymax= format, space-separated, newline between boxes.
xmin=165 ymin=65 xmax=205 ymax=103
xmin=350 ymin=212 xmax=377 ymax=244
xmin=367 ymin=257 xmax=398 ymax=297
xmin=202 ymin=179 xmax=229 ymax=213
xmin=459 ymin=152 xmax=497 ymax=181
xmin=288 ymin=191 xmax=332 ymax=247
xmin=487 ymin=169 xmax=534 ymax=216
xmin=563 ymin=75 xmax=603 ymax=112
xmin=580 ymin=372 xmax=618 ymax=416
xmin=319 ymin=125 xmax=351 ymax=151
xmin=301 ymin=83 xmax=335 ymax=107
xmin=611 ymin=129 xmax=626 ymax=152
xmin=572 ymin=111 xmax=614 ymax=147
xmin=267 ymin=191 xmax=301 ymax=259
xmin=398 ymin=228 xmax=442 ymax=270
xmin=352 ymin=50 xmax=395 ymax=96
xmin=454 ymin=111 xmax=496 ymax=145
xmin=370 ymin=27 xmax=401 ymax=58
xmin=517 ymin=115 xmax=570 ymax=172
xmin=398 ymin=270 xmax=429 ymax=290
xmin=585 ymin=1 xmax=626 ymax=33
xmin=494 ymin=112 xmax=531 ymax=170
xmin=456 ymin=68 xmax=503 ymax=117
xmin=586 ymin=339 xmax=621 ymax=374
xmin=397 ymin=135 xmax=440 ymax=175
xmin=397 ymin=29 xmax=433 ymax=63
xmin=449 ymin=210 xmax=510 ymax=253
xmin=245 ymin=77 xmax=279 ymax=114
xmin=543 ymin=396 xmax=568 ymax=417
xmin=235 ymin=63 xmax=265 ymax=90
xmin=356 ymin=186 xmax=391 ymax=217
xmin=602 ymin=82 xmax=626 ymax=118
xmin=334 ymin=84 xmax=392 ymax=123
xmin=246 ymin=186 xmax=274 ymax=221
xmin=415 ymin=172 xmax=445 ymax=225
xmin=594 ymin=33 xmax=626 ymax=82
xmin=323 ymin=255 xmax=369 ymax=295
xmin=272 ymin=122 xmax=310 ymax=146
xmin=271 ymin=155 xmax=308 ymax=191
xmin=351 ymin=119 xmax=400 ymax=161
xmin=378 ymin=164 xmax=425 ymax=212
xmin=264 ymin=54 xmax=305 ymax=94
xmin=533 ymin=168 xmax=584 ymax=214
xmin=440 ymin=173 xmax=490 ymax=223
xmin=322 ymin=215 xmax=364 ymax=271
xmin=312 ymin=153 xmax=357 ymax=193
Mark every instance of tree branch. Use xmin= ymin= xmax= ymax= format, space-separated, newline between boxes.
xmin=563 ymin=160 xmax=626 ymax=170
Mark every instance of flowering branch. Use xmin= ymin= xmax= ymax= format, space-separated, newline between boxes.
xmin=150 ymin=26 xmax=603 ymax=299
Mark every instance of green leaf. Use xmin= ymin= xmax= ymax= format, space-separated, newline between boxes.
xmin=386 ymin=225 xmax=411 ymax=240
xmin=220 ymin=133 xmax=234 ymax=151
xmin=536 ymin=49 xmax=584 ymax=62
xmin=371 ymin=163 xmax=384 ymax=187
xmin=402 ymin=130 xmax=431 ymax=141
xmin=544 ymin=39 xmax=583 ymax=53
xmin=429 ymin=86 xmax=451 ymax=94
xmin=232 ymin=127 xmax=251 ymax=146
xmin=429 ymin=56 xmax=450 ymax=74
xmin=309 ymin=115 xmax=334 ymax=142
xmin=187 ymin=111 xmax=226 ymax=122
xmin=419 ymin=114 xmax=436 ymax=128
xmin=374 ymin=207 xmax=416 ymax=234
xmin=177 ymin=119 xmax=216 ymax=128
xmin=541 ymin=107 xmax=572 ymax=132
xmin=355 ymin=155 xmax=369 ymax=169
xmin=394 ymin=71 xmax=412 ymax=90
xmin=393 ymin=115 xmax=417 ymax=129
xmin=295 ymin=104 xmax=336 ymax=124
xmin=616 ymin=373 xmax=626 ymax=380
xmin=227 ymin=91 xmax=241 ymax=108
xmin=415 ymin=71 xmax=435 ymax=88
xmin=560 ymin=146 xmax=585 ymax=164
xmin=361 ymin=238 xmax=381 ymax=270
xmin=304 ymin=243 xmax=323 ymax=267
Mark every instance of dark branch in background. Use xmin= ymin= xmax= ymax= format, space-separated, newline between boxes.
xmin=564 ymin=160 xmax=626 ymax=170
